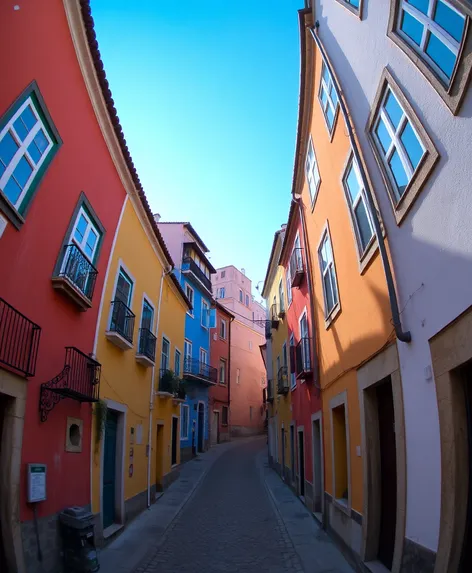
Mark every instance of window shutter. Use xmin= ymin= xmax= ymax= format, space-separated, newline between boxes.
xmin=290 ymin=345 xmax=296 ymax=374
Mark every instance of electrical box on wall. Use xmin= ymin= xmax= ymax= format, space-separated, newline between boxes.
xmin=27 ymin=463 xmax=47 ymax=503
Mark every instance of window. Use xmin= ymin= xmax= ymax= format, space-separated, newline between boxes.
xmin=331 ymin=394 xmax=350 ymax=508
xmin=201 ymin=299 xmax=209 ymax=328
xmin=174 ymin=349 xmax=181 ymax=377
xmin=219 ymin=287 xmax=225 ymax=298
xmin=336 ymin=0 xmax=362 ymax=16
xmin=305 ymin=137 xmax=321 ymax=204
xmin=109 ymin=267 xmax=135 ymax=341
xmin=220 ymin=319 xmax=227 ymax=340
xmin=343 ymin=154 xmax=374 ymax=254
xmin=289 ymin=334 xmax=296 ymax=389
xmin=219 ymin=358 xmax=227 ymax=384
xmin=239 ymin=289 xmax=243 ymax=303
xmin=286 ymin=268 xmax=292 ymax=305
xmin=161 ymin=337 xmax=170 ymax=371
xmin=184 ymin=339 xmax=192 ymax=359
xmin=0 ymin=83 xmax=61 ymax=225
xmin=221 ymin=270 xmax=226 ymax=278
xmin=115 ymin=269 xmax=133 ymax=306
xmin=180 ymin=404 xmax=189 ymax=439
xmin=367 ymin=69 xmax=439 ymax=223
xmin=318 ymin=228 xmax=339 ymax=318
xmin=185 ymin=284 xmax=194 ymax=314
xmin=200 ymin=348 xmax=208 ymax=364
xmin=236 ymin=368 xmax=240 ymax=384
xmin=222 ymin=406 xmax=228 ymax=426
xmin=141 ymin=300 xmax=154 ymax=331
xmin=278 ymin=279 xmax=285 ymax=313
xmin=319 ymin=61 xmax=339 ymax=134
xmin=246 ymin=294 xmax=250 ymax=306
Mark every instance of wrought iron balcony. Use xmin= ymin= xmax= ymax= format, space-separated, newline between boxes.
xmin=0 ymin=298 xmax=41 ymax=377
xmin=296 ymin=337 xmax=313 ymax=380
xmin=183 ymin=356 xmax=217 ymax=385
xmin=290 ymin=248 xmax=305 ymax=287
xmin=136 ymin=328 xmax=157 ymax=367
xmin=52 ymin=244 xmax=98 ymax=310
xmin=106 ymin=300 xmax=135 ymax=350
xmin=267 ymin=380 xmax=274 ymax=403
xmin=270 ymin=304 xmax=279 ymax=329
xmin=158 ymin=369 xmax=186 ymax=399
xmin=40 ymin=347 xmax=101 ymax=422
xmin=277 ymin=366 xmax=289 ymax=395
xmin=182 ymin=257 xmax=212 ymax=292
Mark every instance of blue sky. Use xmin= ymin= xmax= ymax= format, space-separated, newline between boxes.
xmin=91 ymin=0 xmax=302 ymax=294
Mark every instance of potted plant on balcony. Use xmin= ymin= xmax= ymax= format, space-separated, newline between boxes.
xmin=160 ymin=369 xmax=179 ymax=395
xmin=175 ymin=380 xmax=186 ymax=400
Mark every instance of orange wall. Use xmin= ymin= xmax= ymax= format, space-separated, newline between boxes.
xmin=301 ymin=42 xmax=393 ymax=512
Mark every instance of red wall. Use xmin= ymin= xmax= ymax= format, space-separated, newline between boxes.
xmin=0 ymin=1 xmax=126 ymax=521
xmin=210 ymin=308 xmax=231 ymax=433
xmin=283 ymin=216 xmax=321 ymax=484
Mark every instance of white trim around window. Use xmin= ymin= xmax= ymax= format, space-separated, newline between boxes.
xmin=185 ymin=283 xmax=194 ymax=316
xmin=174 ymin=347 xmax=182 ymax=377
xmin=289 ymin=334 xmax=296 ymax=390
xmin=305 ymin=136 xmax=321 ymax=206
xmin=201 ymin=299 xmax=209 ymax=329
xmin=219 ymin=318 xmax=227 ymax=340
xmin=318 ymin=61 xmax=340 ymax=136
xmin=317 ymin=223 xmax=340 ymax=325
xmin=180 ymin=404 xmax=189 ymax=439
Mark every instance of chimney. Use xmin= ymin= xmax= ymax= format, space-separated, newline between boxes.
xmin=241 ymin=268 xmax=245 ymax=276
xmin=154 ymin=213 xmax=161 ymax=223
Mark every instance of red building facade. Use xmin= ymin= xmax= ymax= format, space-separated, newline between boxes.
xmin=279 ymin=201 xmax=322 ymax=512
xmin=0 ymin=2 xmax=128 ymax=571
xmin=209 ymin=303 xmax=233 ymax=444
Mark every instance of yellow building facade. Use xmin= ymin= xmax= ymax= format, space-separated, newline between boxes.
xmin=91 ymin=196 xmax=189 ymax=541
xmin=262 ymin=228 xmax=292 ymax=480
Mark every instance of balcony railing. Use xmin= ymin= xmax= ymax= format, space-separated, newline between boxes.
xmin=109 ymin=300 xmax=135 ymax=344
xmin=0 ymin=298 xmax=41 ymax=377
xmin=290 ymin=248 xmax=305 ymax=287
xmin=158 ymin=369 xmax=186 ymax=399
xmin=182 ymin=257 xmax=212 ymax=292
xmin=137 ymin=328 xmax=157 ymax=363
xmin=277 ymin=366 xmax=289 ymax=395
xmin=40 ymin=347 xmax=101 ymax=422
xmin=270 ymin=304 xmax=279 ymax=329
xmin=54 ymin=244 xmax=98 ymax=304
xmin=296 ymin=337 xmax=313 ymax=379
xmin=184 ymin=356 xmax=217 ymax=384
xmin=267 ymin=380 xmax=274 ymax=402
xmin=265 ymin=320 xmax=272 ymax=340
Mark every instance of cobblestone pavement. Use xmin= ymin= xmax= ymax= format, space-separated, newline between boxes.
xmin=134 ymin=439 xmax=304 ymax=573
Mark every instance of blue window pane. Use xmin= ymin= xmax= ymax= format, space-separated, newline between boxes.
xmin=13 ymin=156 xmax=33 ymax=189
xmin=326 ymin=104 xmax=335 ymax=129
xmin=322 ymin=64 xmax=330 ymax=86
xmin=320 ymin=242 xmax=329 ymax=271
xmin=406 ymin=0 xmax=429 ymax=15
xmin=21 ymin=106 xmax=37 ymax=132
xmin=320 ymin=86 xmax=328 ymax=109
xmin=385 ymin=91 xmax=403 ymax=130
xmin=34 ymin=130 xmax=49 ymax=154
xmin=401 ymin=122 xmax=424 ymax=170
xmin=330 ymin=83 xmax=339 ymax=107
xmin=86 ymin=229 xmax=98 ymax=257
xmin=27 ymin=142 xmax=41 ymax=164
xmin=329 ymin=267 xmax=338 ymax=305
xmin=434 ymin=1 xmax=465 ymax=43
xmin=375 ymin=118 xmax=392 ymax=154
xmin=349 ymin=0 xmax=360 ymax=7
xmin=324 ymin=275 xmax=334 ymax=312
xmin=401 ymin=10 xmax=424 ymax=46
xmin=74 ymin=214 xmax=88 ymax=243
xmin=389 ymin=150 xmax=409 ymax=197
xmin=354 ymin=200 xmax=373 ymax=250
xmin=13 ymin=118 xmax=28 ymax=141
xmin=426 ymin=32 xmax=456 ymax=78
xmin=346 ymin=164 xmax=360 ymax=203
xmin=3 ymin=177 xmax=22 ymax=205
xmin=0 ymin=131 xmax=19 ymax=172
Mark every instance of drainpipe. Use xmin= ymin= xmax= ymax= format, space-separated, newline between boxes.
xmin=228 ymin=316 xmax=234 ymax=439
xmin=147 ymin=265 xmax=172 ymax=508
xmin=307 ymin=25 xmax=411 ymax=343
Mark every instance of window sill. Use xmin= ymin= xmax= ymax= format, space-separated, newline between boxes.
xmin=105 ymin=330 xmax=133 ymax=351
xmin=0 ymin=194 xmax=25 ymax=230
xmin=51 ymin=276 xmax=92 ymax=311
xmin=335 ymin=0 xmax=362 ymax=19
xmin=358 ymin=237 xmax=379 ymax=275
xmin=333 ymin=497 xmax=351 ymax=516
xmin=324 ymin=302 xmax=341 ymax=330
xmin=135 ymin=353 xmax=155 ymax=368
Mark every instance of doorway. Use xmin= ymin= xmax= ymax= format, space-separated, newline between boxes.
xmin=312 ymin=415 xmax=323 ymax=515
xmin=155 ymin=423 xmax=164 ymax=491
xmin=0 ymin=395 xmax=8 ymax=571
xmin=298 ymin=428 xmax=305 ymax=498
xmin=460 ymin=362 xmax=472 ymax=572
xmin=211 ymin=411 xmax=219 ymax=446
xmin=290 ymin=424 xmax=295 ymax=485
xmin=103 ymin=410 xmax=118 ymax=529
xmin=281 ymin=427 xmax=285 ymax=479
xmin=197 ymin=403 xmax=205 ymax=453
xmin=171 ymin=416 xmax=178 ymax=466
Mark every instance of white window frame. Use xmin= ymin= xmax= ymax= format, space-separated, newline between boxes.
xmin=201 ymin=299 xmax=209 ymax=329
xmin=286 ymin=268 xmax=293 ymax=306
xmin=305 ymin=137 xmax=321 ymax=205
xmin=180 ymin=404 xmax=189 ymax=439
xmin=107 ymin=261 xmax=135 ymax=331
xmin=161 ymin=336 xmax=171 ymax=371
xmin=318 ymin=62 xmax=339 ymax=134
xmin=318 ymin=225 xmax=340 ymax=320
xmin=0 ymin=97 xmax=53 ymax=211
xmin=219 ymin=287 xmax=225 ymax=298
xmin=174 ymin=348 xmax=182 ymax=377
xmin=372 ymin=86 xmax=426 ymax=203
xmin=67 ymin=206 xmax=101 ymax=263
xmin=239 ymin=289 xmax=243 ymax=303
xmin=397 ymin=0 xmax=466 ymax=86
xmin=220 ymin=318 xmax=227 ymax=340
xmin=278 ymin=278 xmax=285 ymax=313
xmin=289 ymin=334 xmax=296 ymax=389
xmin=200 ymin=347 xmax=208 ymax=364
xmin=185 ymin=283 xmax=194 ymax=316
xmin=342 ymin=153 xmax=375 ymax=256
xmin=219 ymin=358 xmax=227 ymax=384
xmin=184 ymin=338 xmax=192 ymax=359
xmin=236 ymin=368 xmax=240 ymax=384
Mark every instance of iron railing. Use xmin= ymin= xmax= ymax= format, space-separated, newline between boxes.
xmin=39 ymin=347 xmax=101 ymax=421
xmin=182 ymin=257 xmax=212 ymax=292
xmin=296 ymin=337 xmax=312 ymax=378
xmin=58 ymin=244 xmax=98 ymax=301
xmin=290 ymin=247 xmax=305 ymax=287
xmin=277 ymin=366 xmax=289 ymax=395
xmin=184 ymin=356 xmax=218 ymax=384
xmin=137 ymin=328 xmax=156 ymax=362
xmin=158 ymin=369 xmax=186 ymax=398
xmin=0 ymin=298 xmax=41 ymax=377
xmin=270 ymin=304 xmax=279 ymax=329
xmin=109 ymin=300 xmax=135 ymax=343
xmin=265 ymin=320 xmax=272 ymax=339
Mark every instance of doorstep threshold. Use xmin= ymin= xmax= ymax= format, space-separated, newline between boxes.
xmin=103 ymin=523 xmax=124 ymax=540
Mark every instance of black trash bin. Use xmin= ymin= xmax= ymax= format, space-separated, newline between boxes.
xmin=59 ymin=507 xmax=99 ymax=572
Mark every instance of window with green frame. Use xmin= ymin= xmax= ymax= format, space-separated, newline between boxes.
xmin=0 ymin=82 xmax=61 ymax=226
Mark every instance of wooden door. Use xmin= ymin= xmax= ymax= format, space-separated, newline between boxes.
xmin=171 ymin=417 xmax=178 ymax=466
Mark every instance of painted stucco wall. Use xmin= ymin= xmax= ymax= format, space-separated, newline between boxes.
xmin=209 ymin=306 xmax=231 ymax=439
xmin=314 ymin=0 xmax=472 ymax=551
xmin=156 ymin=223 xmax=184 ymax=274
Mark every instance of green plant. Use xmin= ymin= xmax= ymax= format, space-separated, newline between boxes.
xmin=94 ymin=399 xmax=108 ymax=452
xmin=159 ymin=369 xmax=180 ymax=394
xmin=176 ymin=380 xmax=186 ymax=400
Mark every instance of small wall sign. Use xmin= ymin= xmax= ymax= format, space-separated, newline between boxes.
xmin=27 ymin=463 xmax=47 ymax=503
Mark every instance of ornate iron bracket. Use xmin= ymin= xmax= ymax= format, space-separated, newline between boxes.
xmin=39 ymin=365 xmax=71 ymax=422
